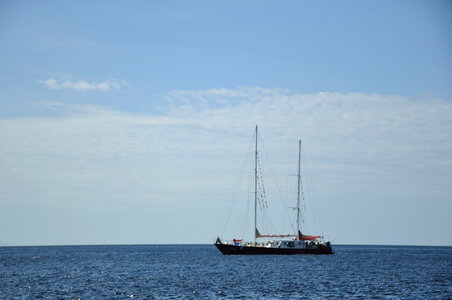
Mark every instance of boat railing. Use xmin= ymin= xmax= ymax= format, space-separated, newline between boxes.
xmin=218 ymin=238 xmax=332 ymax=250
xmin=218 ymin=239 xmax=272 ymax=247
xmin=218 ymin=239 xmax=300 ymax=248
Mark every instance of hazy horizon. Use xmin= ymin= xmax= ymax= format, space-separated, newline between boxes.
xmin=1 ymin=242 xmax=451 ymax=247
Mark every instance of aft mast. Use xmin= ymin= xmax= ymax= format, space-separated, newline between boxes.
xmin=254 ymin=125 xmax=258 ymax=244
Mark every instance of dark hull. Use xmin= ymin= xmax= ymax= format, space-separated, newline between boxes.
xmin=215 ymin=243 xmax=333 ymax=255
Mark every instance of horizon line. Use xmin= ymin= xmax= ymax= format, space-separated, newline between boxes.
xmin=1 ymin=242 xmax=451 ymax=248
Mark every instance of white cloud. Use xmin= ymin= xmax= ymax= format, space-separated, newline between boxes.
xmin=1 ymin=87 xmax=451 ymax=245
xmin=38 ymin=78 xmax=125 ymax=91
xmin=3 ymin=88 xmax=452 ymax=191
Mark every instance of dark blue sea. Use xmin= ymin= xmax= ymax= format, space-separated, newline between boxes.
xmin=0 ymin=244 xmax=450 ymax=299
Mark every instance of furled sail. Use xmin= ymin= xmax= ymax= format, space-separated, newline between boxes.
xmin=295 ymin=230 xmax=321 ymax=241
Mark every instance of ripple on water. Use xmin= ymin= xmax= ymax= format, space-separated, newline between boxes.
xmin=0 ymin=245 xmax=451 ymax=299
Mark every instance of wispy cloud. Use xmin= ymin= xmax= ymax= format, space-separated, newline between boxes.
xmin=1 ymin=87 xmax=451 ymax=244
xmin=5 ymin=88 xmax=452 ymax=177
xmin=38 ymin=78 xmax=125 ymax=91
xmin=3 ymin=87 xmax=451 ymax=205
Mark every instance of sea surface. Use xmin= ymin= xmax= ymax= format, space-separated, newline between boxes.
xmin=0 ymin=244 xmax=450 ymax=299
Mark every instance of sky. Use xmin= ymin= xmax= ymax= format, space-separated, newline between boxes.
xmin=0 ymin=0 xmax=451 ymax=246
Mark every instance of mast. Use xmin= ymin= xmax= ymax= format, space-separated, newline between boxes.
xmin=296 ymin=140 xmax=301 ymax=235
xmin=254 ymin=125 xmax=258 ymax=244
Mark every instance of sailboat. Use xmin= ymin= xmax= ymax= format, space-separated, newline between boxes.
xmin=215 ymin=126 xmax=333 ymax=255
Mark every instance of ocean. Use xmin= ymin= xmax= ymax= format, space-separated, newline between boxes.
xmin=0 ymin=244 xmax=450 ymax=299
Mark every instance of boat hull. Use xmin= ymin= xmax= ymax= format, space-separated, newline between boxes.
xmin=215 ymin=243 xmax=333 ymax=255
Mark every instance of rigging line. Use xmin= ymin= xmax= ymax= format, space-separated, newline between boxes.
xmin=257 ymin=154 xmax=268 ymax=209
xmin=285 ymin=141 xmax=298 ymax=232
xmin=259 ymin=133 xmax=296 ymax=234
xmin=256 ymin=131 xmax=280 ymax=234
xmin=299 ymin=142 xmax=306 ymax=234
xmin=242 ymin=188 xmax=251 ymax=240
xmin=257 ymin=176 xmax=265 ymax=211
xmin=303 ymin=168 xmax=316 ymax=236
xmin=301 ymin=141 xmax=328 ymax=238
xmin=245 ymin=127 xmax=261 ymax=241
xmin=301 ymin=143 xmax=321 ymax=236
xmin=255 ymin=138 xmax=276 ymax=233
xmin=257 ymin=191 xmax=265 ymax=211
xmin=262 ymin=137 xmax=283 ymax=234
xmin=299 ymin=141 xmax=315 ymax=236
xmin=256 ymin=157 xmax=264 ymax=211
xmin=302 ymin=200 xmax=311 ymax=235
xmin=258 ymin=184 xmax=276 ymax=234
xmin=241 ymin=156 xmax=254 ymax=240
xmin=219 ymin=133 xmax=254 ymax=238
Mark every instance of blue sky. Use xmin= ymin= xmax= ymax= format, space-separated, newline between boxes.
xmin=0 ymin=1 xmax=451 ymax=246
